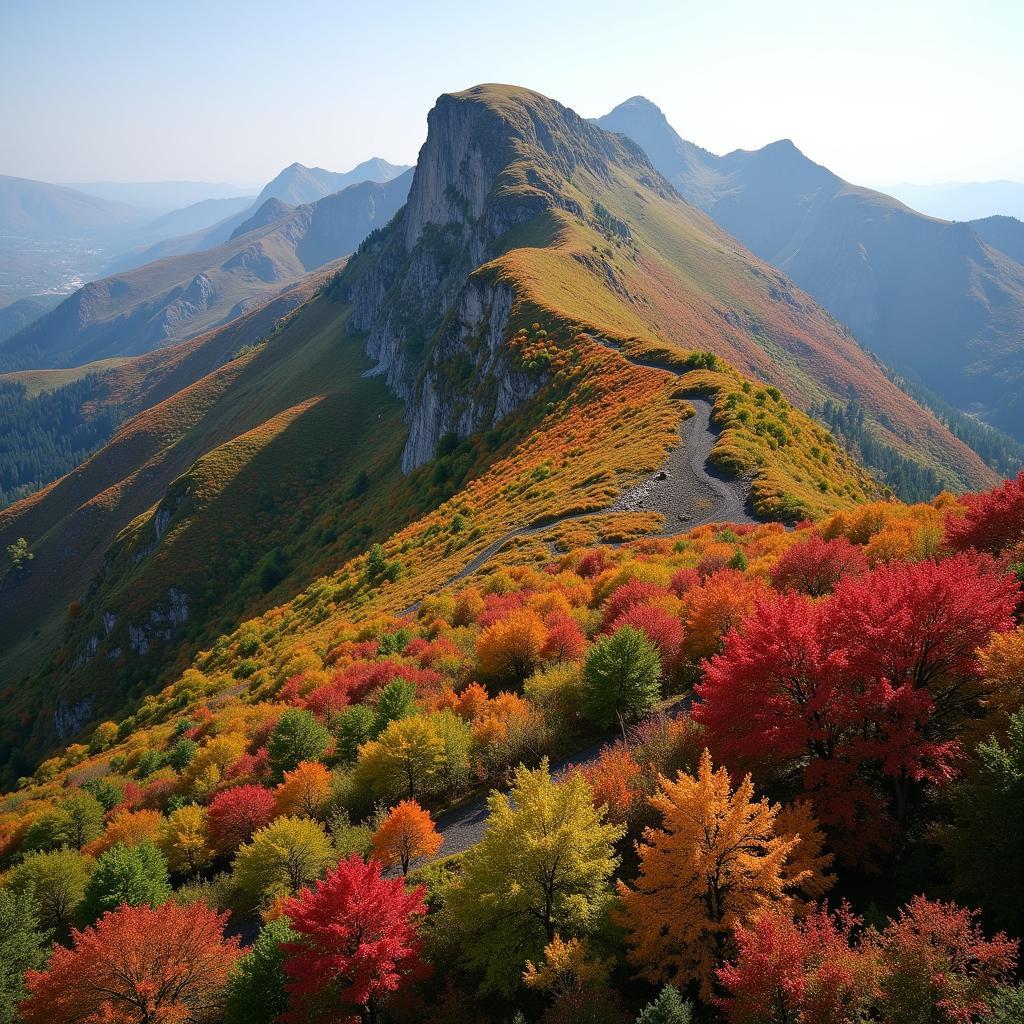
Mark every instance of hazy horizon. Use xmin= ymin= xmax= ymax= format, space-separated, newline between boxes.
xmin=2 ymin=0 xmax=1022 ymax=189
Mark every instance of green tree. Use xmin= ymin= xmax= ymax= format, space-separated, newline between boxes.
xmin=79 ymin=840 xmax=171 ymax=923
xmin=0 ymin=888 xmax=49 ymax=1024
xmin=635 ymin=986 xmax=693 ymax=1024
xmin=373 ymin=680 xmax=417 ymax=736
xmin=330 ymin=705 xmax=376 ymax=762
xmin=55 ymin=792 xmax=105 ymax=849
xmin=267 ymin=709 xmax=331 ymax=780
xmin=167 ymin=737 xmax=198 ymax=772
xmin=7 ymin=848 xmax=91 ymax=932
xmin=443 ymin=759 xmax=623 ymax=994
xmin=941 ymin=711 xmax=1024 ymax=933
xmin=983 ymin=984 xmax=1024 ymax=1024
xmin=81 ymin=776 xmax=124 ymax=813
xmin=21 ymin=791 xmax=104 ymax=853
xmin=224 ymin=916 xmax=296 ymax=1024
xmin=231 ymin=816 xmax=334 ymax=905
xmin=582 ymin=626 xmax=662 ymax=730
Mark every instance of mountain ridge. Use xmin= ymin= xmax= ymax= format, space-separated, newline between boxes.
xmin=596 ymin=96 xmax=1024 ymax=441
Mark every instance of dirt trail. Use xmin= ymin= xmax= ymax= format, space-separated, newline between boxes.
xmin=399 ymin=349 xmax=755 ymax=618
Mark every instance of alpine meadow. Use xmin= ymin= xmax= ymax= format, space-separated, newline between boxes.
xmin=2 ymin=3 xmax=1024 ymax=1023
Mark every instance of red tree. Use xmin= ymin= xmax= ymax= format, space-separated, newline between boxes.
xmin=695 ymin=555 xmax=1018 ymax=863
xmin=946 ymin=472 xmax=1024 ymax=554
xmin=601 ymin=581 xmax=667 ymax=631
xmin=611 ymin=603 xmax=684 ymax=673
xmin=20 ymin=900 xmax=240 ymax=1024
xmin=771 ymin=534 xmax=867 ymax=596
xmin=716 ymin=904 xmax=878 ymax=1024
xmin=541 ymin=610 xmax=587 ymax=662
xmin=206 ymin=784 xmax=276 ymax=855
xmin=281 ymin=855 xmax=428 ymax=1023
xmin=826 ymin=552 xmax=1018 ymax=744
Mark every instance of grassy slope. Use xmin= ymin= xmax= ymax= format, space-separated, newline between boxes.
xmin=485 ymin=171 xmax=995 ymax=493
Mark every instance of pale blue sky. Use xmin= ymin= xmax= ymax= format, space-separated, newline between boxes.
xmin=1 ymin=0 xmax=1020 ymax=188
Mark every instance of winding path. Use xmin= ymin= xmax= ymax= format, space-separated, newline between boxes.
xmin=404 ymin=345 xmax=759 ymax=865
xmin=400 ymin=347 xmax=755 ymax=618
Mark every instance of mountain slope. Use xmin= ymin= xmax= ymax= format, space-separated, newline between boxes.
xmin=596 ymin=97 xmax=1024 ymax=441
xmin=0 ymin=84 xmax=992 ymax=773
xmin=0 ymin=171 xmax=413 ymax=371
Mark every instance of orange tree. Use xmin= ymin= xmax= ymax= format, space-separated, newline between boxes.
xmin=617 ymin=750 xmax=813 ymax=998
xmin=370 ymin=799 xmax=442 ymax=875
xmin=20 ymin=900 xmax=240 ymax=1024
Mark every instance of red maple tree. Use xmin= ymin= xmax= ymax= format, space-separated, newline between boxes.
xmin=281 ymin=855 xmax=428 ymax=1023
xmin=206 ymin=783 xmax=276 ymax=855
xmin=695 ymin=554 xmax=1018 ymax=862
xmin=946 ymin=472 xmax=1024 ymax=554
xmin=716 ymin=904 xmax=878 ymax=1024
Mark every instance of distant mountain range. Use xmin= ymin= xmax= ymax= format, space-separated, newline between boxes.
xmin=0 ymin=169 xmax=413 ymax=370
xmin=881 ymin=180 xmax=1024 ymax=222
xmin=0 ymin=175 xmax=151 ymax=240
xmin=256 ymin=158 xmax=410 ymax=205
xmin=0 ymin=159 xmax=412 ymax=311
xmin=596 ymin=97 xmax=1024 ymax=440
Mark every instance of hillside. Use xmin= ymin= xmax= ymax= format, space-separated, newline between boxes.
xmin=0 ymin=84 xmax=995 ymax=775
xmin=0 ymin=171 xmax=413 ymax=371
xmin=596 ymin=97 xmax=1024 ymax=442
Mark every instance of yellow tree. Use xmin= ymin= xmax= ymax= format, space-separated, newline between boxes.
xmin=371 ymin=799 xmax=443 ymax=875
xmin=444 ymin=759 xmax=623 ymax=995
xmin=159 ymin=804 xmax=212 ymax=875
xmin=355 ymin=715 xmax=445 ymax=800
xmin=617 ymin=749 xmax=808 ymax=997
xmin=274 ymin=760 xmax=332 ymax=819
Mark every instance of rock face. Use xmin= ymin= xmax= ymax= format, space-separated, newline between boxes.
xmin=338 ymin=86 xmax=667 ymax=471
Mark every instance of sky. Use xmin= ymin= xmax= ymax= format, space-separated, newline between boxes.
xmin=1 ymin=0 xmax=1021 ymax=189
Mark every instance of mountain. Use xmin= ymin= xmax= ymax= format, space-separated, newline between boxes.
xmin=124 ymin=195 xmax=257 ymax=246
xmin=596 ymin=97 xmax=1024 ymax=441
xmin=256 ymin=158 xmax=411 ymax=205
xmin=969 ymin=214 xmax=1024 ymax=266
xmin=0 ymin=170 xmax=413 ymax=370
xmin=0 ymin=295 xmax=62 ymax=343
xmin=883 ymin=179 xmax=1024 ymax=221
xmin=65 ymin=180 xmax=255 ymax=211
xmin=0 ymin=175 xmax=150 ymax=240
xmin=0 ymin=84 xmax=994 ymax=768
xmin=110 ymin=159 xmax=415 ymax=272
